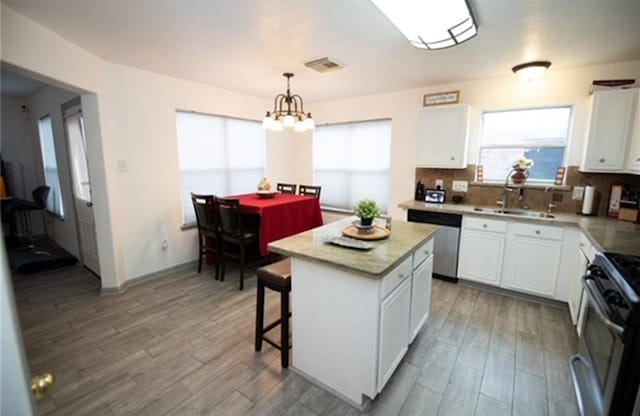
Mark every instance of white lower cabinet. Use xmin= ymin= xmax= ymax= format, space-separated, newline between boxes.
xmin=410 ymin=254 xmax=433 ymax=343
xmin=502 ymin=224 xmax=563 ymax=297
xmin=377 ymin=277 xmax=411 ymax=392
xmin=458 ymin=217 xmax=506 ymax=285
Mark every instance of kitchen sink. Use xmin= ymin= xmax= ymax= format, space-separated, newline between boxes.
xmin=473 ymin=206 xmax=554 ymax=219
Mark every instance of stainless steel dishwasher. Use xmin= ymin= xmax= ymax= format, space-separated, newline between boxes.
xmin=407 ymin=209 xmax=462 ymax=282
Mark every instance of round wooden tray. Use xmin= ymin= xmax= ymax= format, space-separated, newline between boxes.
xmin=342 ymin=225 xmax=390 ymax=241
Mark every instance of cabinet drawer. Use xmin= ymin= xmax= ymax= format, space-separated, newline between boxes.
xmin=413 ymin=238 xmax=434 ymax=269
xmin=579 ymin=232 xmax=595 ymax=260
xmin=463 ymin=216 xmax=507 ymax=233
xmin=511 ymin=223 xmax=563 ymax=241
xmin=381 ymin=256 xmax=412 ymax=300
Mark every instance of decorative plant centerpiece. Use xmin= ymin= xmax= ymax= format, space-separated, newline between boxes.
xmin=510 ymin=156 xmax=534 ymax=185
xmin=354 ymin=199 xmax=381 ymax=226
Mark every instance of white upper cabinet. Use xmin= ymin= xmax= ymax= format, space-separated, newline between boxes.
xmin=627 ymin=90 xmax=640 ymax=173
xmin=581 ymin=89 xmax=639 ymax=172
xmin=416 ymin=104 xmax=470 ymax=168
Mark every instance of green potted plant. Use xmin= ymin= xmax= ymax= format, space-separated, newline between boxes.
xmin=354 ymin=199 xmax=381 ymax=226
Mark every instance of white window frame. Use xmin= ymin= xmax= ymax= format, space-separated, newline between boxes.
xmin=478 ymin=106 xmax=573 ymax=184
xmin=313 ymin=119 xmax=392 ymax=213
xmin=37 ymin=114 xmax=64 ymax=218
xmin=176 ymin=110 xmax=265 ymax=226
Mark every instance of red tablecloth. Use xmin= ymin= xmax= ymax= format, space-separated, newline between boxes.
xmin=225 ymin=193 xmax=324 ymax=256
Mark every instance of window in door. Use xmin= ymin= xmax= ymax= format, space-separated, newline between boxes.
xmin=37 ymin=115 xmax=64 ymax=218
xmin=64 ymin=110 xmax=91 ymax=203
xmin=176 ymin=111 xmax=265 ymax=225
xmin=313 ymin=119 xmax=392 ymax=212
xmin=478 ymin=106 xmax=572 ymax=183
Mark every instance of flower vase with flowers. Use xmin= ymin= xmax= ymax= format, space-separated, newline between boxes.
xmin=510 ymin=156 xmax=534 ymax=185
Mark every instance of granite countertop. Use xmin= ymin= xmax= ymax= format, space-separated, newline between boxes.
xmin=268 ymin=217 xmax=438 ymax=279
xmin=399 ymin=200 xmax=640 ymax=256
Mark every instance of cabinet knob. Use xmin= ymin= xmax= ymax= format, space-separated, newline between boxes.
xmin=450 ymin=156 xmax=455 ymax=160
xmin=482 ymin=224 xmax=487 ymax=228
xmin=398 ymin=273 xmax=406 ymax=279
xmin=424 ymin=250 xmax=430 ymax=255
xmin=535 ymin=230 xmax=541 ymax=235
xmin=599 ymin=158 xmax=606 ymax=163
xmin=636 ymin=157 xmax=640 ymax=162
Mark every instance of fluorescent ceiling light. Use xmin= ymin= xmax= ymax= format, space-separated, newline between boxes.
xmin=370 ymin=0 xmax=478 ymax=50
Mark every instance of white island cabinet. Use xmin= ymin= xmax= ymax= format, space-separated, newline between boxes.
xmin=268 ymin=218 xmax=437 ymax=409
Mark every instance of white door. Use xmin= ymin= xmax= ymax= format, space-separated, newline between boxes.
xmin=63 ymin=103 xmax=100 ymax=275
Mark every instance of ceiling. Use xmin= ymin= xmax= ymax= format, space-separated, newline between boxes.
xmin=2 ymin=0 xmax=640 ymax=102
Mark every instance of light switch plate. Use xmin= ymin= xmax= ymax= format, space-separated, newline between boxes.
xmin=452 ymin=180 xmax=468 ymax=192
xmin=572 ymin=186 xmax=585 ymax=201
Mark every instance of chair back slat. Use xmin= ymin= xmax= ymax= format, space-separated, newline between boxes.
xmin=277 ymin=183 xmax=297 ymax=194
xmin=216 ymin=197 xmax=243 ymax=238
xmin=298 ymin=185 xmax=321 ymax=198
xmin=190 ymin=193 xmax=217 ymax=231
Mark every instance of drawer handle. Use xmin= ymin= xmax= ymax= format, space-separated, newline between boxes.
xmin=482 ymin=224 xmax=487 ymax=228
xmin=599 ymin=158 xmax=606 ymax=163
xmin=535 ymin=230 xmax=541 ymax=235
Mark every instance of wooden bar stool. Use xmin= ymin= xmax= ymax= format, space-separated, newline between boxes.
xmin=255 ymin=258 xmax=292 ymax=367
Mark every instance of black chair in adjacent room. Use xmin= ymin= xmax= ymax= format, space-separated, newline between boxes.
xmin=191 ymin=193 xmax=221 ymax=279
xmin=255 ymin=258 xmax=292 ymax=367
xmin=276 ymin=183 xmax=297 ymax=194
xmin=298 ymin=184 xmax=321 ymax=199
xmin=215 ymin=196 xmax=259 ymax=290
xmin=1 ymin=185 xmax=50 ymax=240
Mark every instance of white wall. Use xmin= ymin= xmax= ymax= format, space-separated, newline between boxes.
xmin=310 ymin=61 xmax=640 ymax=220
xmin=25 ymin=86 xmax=81 ymax=256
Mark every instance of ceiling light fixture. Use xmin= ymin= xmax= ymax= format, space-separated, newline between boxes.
xmin=370 ymin=0 xmax=477 ymax=50
xmin=512 ymin=61 xmax=552 ymax=81
xmin=263 ymin=73 xmax=314 ymax=132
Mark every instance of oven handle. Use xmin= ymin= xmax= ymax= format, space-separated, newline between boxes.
xmin=582 ymin=276 xmax=625 ymax=337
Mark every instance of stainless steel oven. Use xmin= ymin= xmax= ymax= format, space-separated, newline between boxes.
xmin=570 ymin=253 xmax=640 ymax=416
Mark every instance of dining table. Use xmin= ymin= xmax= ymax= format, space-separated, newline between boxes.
xmin=225 ymin=192 xmax=324 ymax=256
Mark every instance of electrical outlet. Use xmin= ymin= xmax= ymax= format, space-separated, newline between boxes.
xmin=161 ymin=240 xmax=169 ymax=250
xmin=435 ymin=179 xmax=444 ymax=189
xmin=452 ymin=180 xmax=468 ymax=192
xmin=572 ymin=186 xmax=585 ymax=201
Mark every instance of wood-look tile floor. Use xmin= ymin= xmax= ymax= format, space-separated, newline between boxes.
xmin=13 ymin=264 xmax=579 ymax=416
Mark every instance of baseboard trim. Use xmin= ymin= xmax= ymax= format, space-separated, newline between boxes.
xmin=100 ymin=260 xmax=197 ymax=295
xmin=457 ymin=278 xmax=569 ymax=309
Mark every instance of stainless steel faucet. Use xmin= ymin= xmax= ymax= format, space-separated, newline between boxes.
xmin=544 ymin=186 xmax=557 ymax=213
xmin=497 ymin=168 xmax=516 ymax=209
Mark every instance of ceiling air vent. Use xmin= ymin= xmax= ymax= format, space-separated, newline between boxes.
xmin=304 ymin=57 xmax=343 ymax=73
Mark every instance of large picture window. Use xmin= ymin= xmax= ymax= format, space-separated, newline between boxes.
xmin=479 ymin=107 xmax=572 ymax=183
xmin=313 ymin=119 xmax=391 ymax=212
xmin=176 ymin=111 xmax=265 ymax=225
xmin=37 ymin=115 xmax=64 ymax=217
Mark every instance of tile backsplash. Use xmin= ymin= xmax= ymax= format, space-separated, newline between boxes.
xmin=415 ymin=165 xmax=640 ymax=217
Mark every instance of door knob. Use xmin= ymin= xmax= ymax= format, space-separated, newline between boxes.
xmin=31 ymin=373 xmax=55 ymax=399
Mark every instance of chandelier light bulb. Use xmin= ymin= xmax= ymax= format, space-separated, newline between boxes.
xmin=294 ymin=120 xmax=307 ymax=132
xmin=271 ymin=119 xmax=284 ymax=132
xmin=282 ymin=114 xmax=295 ymax=128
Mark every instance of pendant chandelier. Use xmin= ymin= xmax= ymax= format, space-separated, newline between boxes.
xmin=262 ymin=72 xmax=314 ymax=132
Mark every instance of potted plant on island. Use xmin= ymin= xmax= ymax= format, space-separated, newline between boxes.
xmin=354 ymin=199 xmax=381 ymax=226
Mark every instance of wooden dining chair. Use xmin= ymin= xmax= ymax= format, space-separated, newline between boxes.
xmin=276 ymin=183 xmax=297 ymax=194
xmin=298 ymin=185 xmax=321 ymax=199
xmin=215 ymin=196 xmax=260 ymax=290
xmin=190 ymin=193 xmax=221 ymax=279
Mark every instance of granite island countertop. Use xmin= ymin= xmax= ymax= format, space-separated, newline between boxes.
xmin=399 ymin=200 xmax=640 ymax=256
xmin=268 ymin=216 xmax=438 ymax=279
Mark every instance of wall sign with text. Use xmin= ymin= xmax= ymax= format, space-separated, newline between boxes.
xmin=423 ymin=91 xmax=460 ymax=106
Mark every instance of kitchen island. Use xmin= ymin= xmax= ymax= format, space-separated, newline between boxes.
xmin=268 ymin=217 xmax=438 ymax=408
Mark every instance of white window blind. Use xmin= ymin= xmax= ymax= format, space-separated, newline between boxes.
xmin=176 ymin=111 xmax=265 ymax=225
xmin=479 ymin=107 xmax=572 ymax=183
xmin=37 ymin=115 xmax=64 ymax=217
xmin=313 ymin=119 xmax=391 ymax=212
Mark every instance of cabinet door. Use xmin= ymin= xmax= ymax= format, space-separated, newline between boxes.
xmin=582 ymin=89 xmax=638 ymax=172
xmin=416 ymin=104 xmax=470 ymax=168
xmin=627 ymin=90 xmax=640 ymax=173
xmin=568 ymin=245 xmax=588 ymax=325
xmin=410 ymin=255 xmax=433 ymax=343
xmin=378 ymin=278 xmax=411 ymax=393
xmin=503 ymin=236 xmax=562 ymax=297
xmin=458 ymin=229 xmax=505 ymax=285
